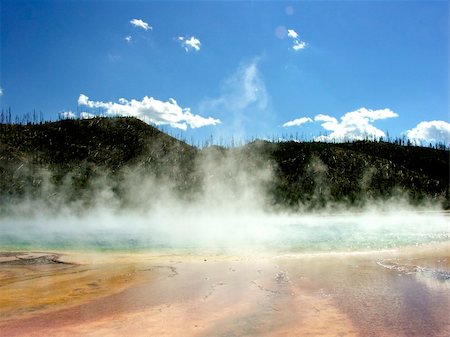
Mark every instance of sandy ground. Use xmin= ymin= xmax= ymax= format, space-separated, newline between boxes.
xmin=0 ymin=243 xmax=449 ymax=337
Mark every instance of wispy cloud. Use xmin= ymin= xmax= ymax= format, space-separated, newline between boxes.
xmin=178 ymin=36 xmax=201 ymax=52
xmin=124 ymin=36 xmax=132 ymax=43
xmin=229 ymin=60 xmax=268 ymax=111
xmin=78 ymin=94 xmax=220 ymax=130
xmin=282 ymin=117 xmax=312 ymax=127
xmin=201 ymin=59 xmax=268 ymax=114
xmin=287 ymin=29 xmax=306 ymax=51
xmin=406 ymin=120 xmax=450 ymax=144
xmin=199 ymin=58 xmax=271 ymax=139
xmin=0 ymin=87 xmax=3 ymax=96
xmin=283 ymin=108 xmax=398 ymax=141
xmin=130 ymin=18 xmax=151 ymax=31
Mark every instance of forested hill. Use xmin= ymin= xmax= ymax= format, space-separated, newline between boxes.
xmin=0 ymin=117 xmax=448 ymax=210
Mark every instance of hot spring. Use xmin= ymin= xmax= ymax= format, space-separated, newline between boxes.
xmin=1 ymin=210 xmax=448 ymax=254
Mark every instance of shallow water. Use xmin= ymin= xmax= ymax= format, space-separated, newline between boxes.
xmin=1 ymin=211 xmax=449 ymax=336
xmin=1 ymin=211 xmax=448 ymax=253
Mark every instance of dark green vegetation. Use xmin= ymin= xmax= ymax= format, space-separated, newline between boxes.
xmin=1 ymin=117 xmax=449 ymax=212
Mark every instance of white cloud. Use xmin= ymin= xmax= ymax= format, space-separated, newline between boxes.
xmin=130 ymin=19 xmax=151 ymax=31
xmin=282 ymin=117 xmax=313 ymax=127
xmin=292 ymin=39 xmax=307 ymax=51
xmin=406 ymin=120 xmax=450 ymax=144
xmin=315 ymin=114 xmax=338 ymax=124
xmin=287 ymin=28 xmax=306 ymax=51
xmin=314 ymin=107 xmax=398 ymax=141
xmin=0 ymin=87 xmax=3 ymax=96
xmin=178 ymin=36 xmax=201 ymax=52
xmin=80 ymin=112 xmax=96 ymax=120
xmin=78 ymin=94 xmax=220 ymax=130
xmin=125 ymin=36 xmax=132 ymax=43
xmin=78 ymin=94 xmax=91 ymax=106
xmin=59 ymin=111 xmax=76 ymax=120
xmin=287 ymin=29 xmax=298 ymax=39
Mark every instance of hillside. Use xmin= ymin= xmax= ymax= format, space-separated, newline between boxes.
xmin=241 ymin=140 xmax=449 ymax=209
xmin=0 ymin=117 xmax=448 ymax=211
xmin=0 ymin=118 xmax=198 ymax=206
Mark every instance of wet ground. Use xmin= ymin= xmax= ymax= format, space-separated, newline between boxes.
xmin=0 ymin=243 xmax=449 ymax=336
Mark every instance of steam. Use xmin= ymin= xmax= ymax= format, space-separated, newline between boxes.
xmin=0 ymin=146 xmax=448 ymax=253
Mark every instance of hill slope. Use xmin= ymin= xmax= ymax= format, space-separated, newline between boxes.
xmin=240 ymin=140 xmax=448 ymax=209
xmin=0 ymin=118 xmax=448 ymax=211
xmin=0 ymin=118 xmax=198 ymax=206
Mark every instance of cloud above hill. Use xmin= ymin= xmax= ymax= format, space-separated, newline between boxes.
xmin=198 ymin=58 xmax=270 ymax=138
xmin=58 ymin=111 xmax=76 ymax=119
xmin=283 ymin=109 xmax=450 ymax=144
xmin=282 ymin=117 xmax=312 ymax=127
xmin=314 ymin=108 xmax=398 ymax=141
xmin=283 ymin=108 xmax=398 ymax=141
xmin=78 ymin=94 xmax=220 ymax=130
xmin=201 ymin=59 xmax=268 ymax=114
xmin=406 ymin=120 xmax=450 ymax=144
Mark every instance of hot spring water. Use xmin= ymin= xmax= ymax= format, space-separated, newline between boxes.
xmin=1 ymin=211 xmax=448 ymax=253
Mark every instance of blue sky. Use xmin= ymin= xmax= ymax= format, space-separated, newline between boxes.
xmin=1 ymin=0 xmax=449 ymax=144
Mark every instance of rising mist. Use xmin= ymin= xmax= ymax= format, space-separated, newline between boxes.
xmin=0 ymin=124 xmax=448 ymax=253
